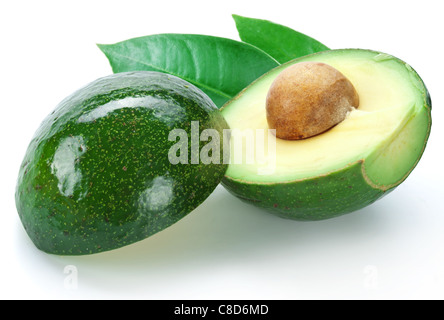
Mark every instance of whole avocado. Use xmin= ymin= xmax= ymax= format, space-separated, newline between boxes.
xmin=16 ymin=71 xmax=229 ymax=255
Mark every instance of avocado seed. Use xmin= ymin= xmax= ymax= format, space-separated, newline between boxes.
xmin=266 ymin=62 xmax=359 ymax=140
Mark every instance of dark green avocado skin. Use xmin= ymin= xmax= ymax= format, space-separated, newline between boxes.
xmin=16 ymin=71 xmax=229 ymax=255
xmin=222 ymin=162 xmax=386 ymax=221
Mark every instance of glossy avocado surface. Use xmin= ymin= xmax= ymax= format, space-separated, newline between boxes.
xmin=16 ymin=71 xmax=229 ymax=255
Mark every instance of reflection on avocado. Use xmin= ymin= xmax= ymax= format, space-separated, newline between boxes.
xmin=16 ymin=71 xmax=229 ymax=255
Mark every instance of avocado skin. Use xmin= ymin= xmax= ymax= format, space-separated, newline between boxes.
xmin=16 ymin=71 xmax=229 ymax=255
xmin=222 ymin=161 xmax=387 ymax=220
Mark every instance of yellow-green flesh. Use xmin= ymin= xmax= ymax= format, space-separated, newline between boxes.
xmin=222 ymin=49 xmax=430 ymax=189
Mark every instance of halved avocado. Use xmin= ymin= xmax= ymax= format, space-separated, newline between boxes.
xmin=221 ymin=49 xmax=431 ymax=220
xmin=16 ymin=71 xmax=229 ymax=255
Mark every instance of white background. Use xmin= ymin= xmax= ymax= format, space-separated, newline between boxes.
xmin=1 ymin=0 xmax=443 ymax=300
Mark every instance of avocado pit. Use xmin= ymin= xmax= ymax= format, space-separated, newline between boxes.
xmin=266 ymin=61 xmax=359 ymax=140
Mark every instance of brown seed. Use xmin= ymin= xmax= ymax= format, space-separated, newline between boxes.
xmin=266 ymin=62 xmax=359 ymax=140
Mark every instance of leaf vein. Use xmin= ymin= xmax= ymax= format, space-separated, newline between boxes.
xmin=106 ymin=49 xmax=232 ymax=100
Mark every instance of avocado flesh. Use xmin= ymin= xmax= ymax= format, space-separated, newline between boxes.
xmin=221 ymin=49 xmax=431 ymax=219
xmin=16 ymin=71 xmax=229 ymax=255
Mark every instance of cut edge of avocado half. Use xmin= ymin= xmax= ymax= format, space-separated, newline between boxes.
xmin=220 ymin=49 xmax=431 ymax=220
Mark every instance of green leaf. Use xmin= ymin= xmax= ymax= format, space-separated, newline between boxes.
xmin=232 ymin=14 xmax=330 ymax=64
xmin=98 ymin=34 xmax=279 ymax=107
